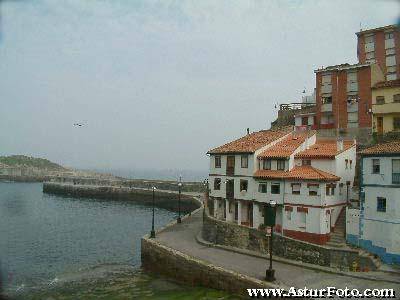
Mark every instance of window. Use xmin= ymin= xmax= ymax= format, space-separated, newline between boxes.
xmin=386 ymin=48 xmax=396 ymax=56
xmin=286 ymin=210 xmax=292 ymax=221
xmin=385 ymin=32 xmax=394 ymax=40
xmin=258 ymin=183 xmax=267 ymax=193
xmin=291 ymin=183 xmax=301 ymax=195
xmin=308 ymin=184 xmax=319 ymax=196
xmin=277 ymin=159 xmax=285 ymax=171
xmin=241 ymin=155 xmax=248 ymax=168
xmin=215 ymin=156 xmax=221 ymax=168
xmin=377 ymin=197 xmax=386 ymax=212
xmin=345 ymin=159 xmax=349 ymax=169
xmin=240 ymin=180 xmax=248 ymax=192
xmin=298 ymin=212 xmax=306 ymax=228
xmin=229 ymin=201 xmax=233 ymax=213
xmin=393 ymin=159 xmax=400 ymax=184
xmin=386 ymin=55 xmax=396 ymax=67
xmin=394 ymin=94 xmax=400 ymax=103
xmin=393 ymin=118 xmax=400 ymax=131
xmin=376 ymin=96 xmax=385 ymax=105
xmin=271 ymin=182 xmax=280 ymax=194
xmin=350 ymin=160 xmax=353 ymax=169
xmin=263 ymin=159 xmax=271 ymax=170
xmin=214 ymin=178 xmax=221 ymax=190
xmin=387 ymin=73 xmax=397 ymax=81
xmin=322 ymin=97 xmax=332 ymax=104
xmin=326 ymin=185 xmax=335 ymax=196
xmin=302 ymin=160 xmax=311 ymax=166
xmin=366 ymin=52 xmax=375 ymax=60
xmin=339 ymin=183 xmax=344 ymax=195
xmin=365 ymin=35 xmax=374 ymax=44
xmin=372 ymin=159 xmax=380 ymax=174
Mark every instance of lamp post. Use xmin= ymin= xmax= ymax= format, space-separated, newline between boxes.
xmin=265 ymin=199 xmax=276 ymax=282
xmin=150 ymin=186 xmax=157 ymax=238
xmin=177 ymin=175 xmax=182 ymax=224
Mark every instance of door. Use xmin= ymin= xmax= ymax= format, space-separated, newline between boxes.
xmin=226 ymin=156 xmax=235 ymax=176
xmin=377 ymin=117 xmax=383 ymax=134
xmin=248 ymin=203 xmax=253 ymax=227
xmin=226 ymin=179 xmax=234 ymax=199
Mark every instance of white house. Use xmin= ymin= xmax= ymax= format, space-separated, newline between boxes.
xmin=207 ymin=128 xmax=291 ymax=227
xmin=347 ymin=141 xmax=400 ymax=265
xmin=208 ymin=128 xmax=357 ymax=245
xmin=254 ymin=136 xmax=356 ymax=245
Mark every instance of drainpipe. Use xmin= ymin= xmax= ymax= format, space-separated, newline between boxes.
xmin=358 ymin=155 xmax=364 ymax=246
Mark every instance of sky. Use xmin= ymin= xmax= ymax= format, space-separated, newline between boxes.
xmin=0 ymin=0 xmax=399 ymax=177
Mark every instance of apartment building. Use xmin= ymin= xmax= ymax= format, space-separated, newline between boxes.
xmin=347 ymin=141 xmax=400 ymax=264
xmin=356 ymin=24 xmax=400 ymax=81
xmin=315 ymin=63 xmax=384 ymax=130
xmin=371 ymin=79 xmax=400 ymax=134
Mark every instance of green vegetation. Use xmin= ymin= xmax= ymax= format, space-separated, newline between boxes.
xmin=0 ymin=155 xmax=66 ymax=171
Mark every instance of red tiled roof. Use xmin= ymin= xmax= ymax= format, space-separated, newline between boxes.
xmin=207 ymin=128 xmax=290 ymax=154
xmin=257 ymin=132 xmax=314 ymax=159
xmin=372 ymin=79 xmax=400 ymax=89
xmin=254 ymin=165 xmax=340 ymax=182
xmin=360 ymin=140 xmax=400 ymax=155
xmin=295 ymin=140 xmax=355 ymax=159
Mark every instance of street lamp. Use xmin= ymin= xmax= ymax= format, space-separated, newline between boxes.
xmin=150 ymin=186 xmax=157 ymax=238
xmin=177 ymin=175 xmax=182 ymax=224
xmin=265 ymin=199 xmax=276 ymax=282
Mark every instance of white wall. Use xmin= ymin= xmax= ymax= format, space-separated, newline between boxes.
xmin=346 ymin=208 xmax=360 ymax=236
xmin=363 ymin=156 xmax=400 ymax=186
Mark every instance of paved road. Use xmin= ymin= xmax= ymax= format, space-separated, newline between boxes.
xmin=156 ymin=208 xmax=400 ymax=294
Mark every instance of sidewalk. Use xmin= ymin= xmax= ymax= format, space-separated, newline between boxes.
xmin=155 ymin=208 xmax=400 ymax=292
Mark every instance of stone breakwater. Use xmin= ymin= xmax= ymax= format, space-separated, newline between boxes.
xmin=42 ymin=182 xmax=200 ymax=213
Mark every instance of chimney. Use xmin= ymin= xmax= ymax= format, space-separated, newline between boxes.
xmin=337 ymin=139 xmax=344 ymax=151
xmin=247 ymin=128 xmax=250 ymax=135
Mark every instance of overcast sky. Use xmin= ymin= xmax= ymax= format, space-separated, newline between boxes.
xmin=0 ymin=0 xmax=399 ymax=174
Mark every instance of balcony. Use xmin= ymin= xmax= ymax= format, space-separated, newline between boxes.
xmin=392 ymin=173 xmax=400 ymax=184
xmin=321 ymin=103 xmax=333 ymax=112
xmin=372 ymin=102 xmax=400 ymax=114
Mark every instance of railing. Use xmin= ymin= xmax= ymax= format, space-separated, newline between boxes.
xmin=279 ymin=102 xmax=315 ymax=111
xmin=392 ymin=173 xmax=400 ymax=184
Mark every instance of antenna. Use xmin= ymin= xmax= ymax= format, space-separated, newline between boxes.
xmin=359 ymin=22 xmax=362 ymax=32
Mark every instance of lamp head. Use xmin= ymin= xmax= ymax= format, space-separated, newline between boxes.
xmin=269 ymin=200 xmax=276 ymax=207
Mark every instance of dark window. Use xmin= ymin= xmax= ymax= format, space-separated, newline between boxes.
xmin=241 ymin=155 xmax=248 ymax=168
xmin=393 ymin=118 xmax=400 ymax=130
xmin=263 ymin=159 xmax=271 ymax=170
xmin=393 ymin=94 xmax=400 ymax=103
xmin=214 ymin=178 xmax=221 ymax=190
xmin=302 ymin=116 xmax=308 ymax=125
xmin=215 ymin=156 xmax=221 ymax=168
xmin=271 ymin=183 xmax=280 ymax=194
xmin=326 ymin=185 xmax=335 ymax=196
xmin=393 ymin=159 xmax=400 ymax=184
xmin=258 ymin=183 xmax=267 ymax=193
xmin=277 ymin=159 xmax=285 ymax=170
xmin=372 ymin=159 xmax=380 ymax=174
xmin=345 ymin=159 xmax=349 ymax=169
xmin=322 ymin=97 xmax=332 ymax=104
xmin=292 ymin=183 xmax=301 ymax=195
xmin=377 ymin=197 xmax=386 ymax=212
xmin=308 ymin=184 xmax=319 ymax=196
xmin=376 ymin=96 xmax=385 ymax=105
xmin=350 ymin=160 xmax=353 ymax=169
xmin=240 ymin=179 xmax=248 ymax=192
xmin=302 ymin=160 xmax=311 ymax=166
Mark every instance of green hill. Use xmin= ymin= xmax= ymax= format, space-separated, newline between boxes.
xmin=0 ymin=155 xmax=66 ymax=171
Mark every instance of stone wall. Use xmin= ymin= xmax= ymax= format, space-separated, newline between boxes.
xmin=43 ymin=182 xmax=200 ymax=213
xmin=202 ymin=209 xmax=377 ymax=271
xmin=141 ymin=237 xmax=272 ymax=297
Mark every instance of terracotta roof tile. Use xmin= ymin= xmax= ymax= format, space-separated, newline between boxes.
xmin=257 ymin=132 xmax=313 ymax=159
xmin=254 ymin=165 xmax=340 ymax=181
xmin=208 ymin=128 xmax=290 ymax=154
xmin=295 ymin=140 xmax=355 ymax=159
xmin=360 ymin=140 xmax=400 ymax=155
xmin=372 ymin=79 xmax=400 ymax=89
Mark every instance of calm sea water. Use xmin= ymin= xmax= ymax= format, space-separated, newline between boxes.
xmin=0 ymin=182 xmax=236 ymax=300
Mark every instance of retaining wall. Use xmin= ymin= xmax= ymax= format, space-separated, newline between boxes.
xmin=202 ymin=209 xmax=377 ymax=271
xmin=43 ymin=182 xmax=200 ymax=213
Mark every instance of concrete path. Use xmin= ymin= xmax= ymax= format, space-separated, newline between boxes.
xmin=155 ymin=208 xmax=400 ymax=293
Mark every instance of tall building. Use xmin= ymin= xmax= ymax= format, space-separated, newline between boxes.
xmin=356 ymin=24 xmax=399 ymax=81
xmin=315 ymin=63 xmax=384 ymax=130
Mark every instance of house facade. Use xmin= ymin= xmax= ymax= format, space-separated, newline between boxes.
xmin=208 ymin=129 xmax=356 ymax=245
xmin=371 ymin=79 xmax=400 ymax=135
xmin=347 ymin=141 xmax=400 ymax=264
